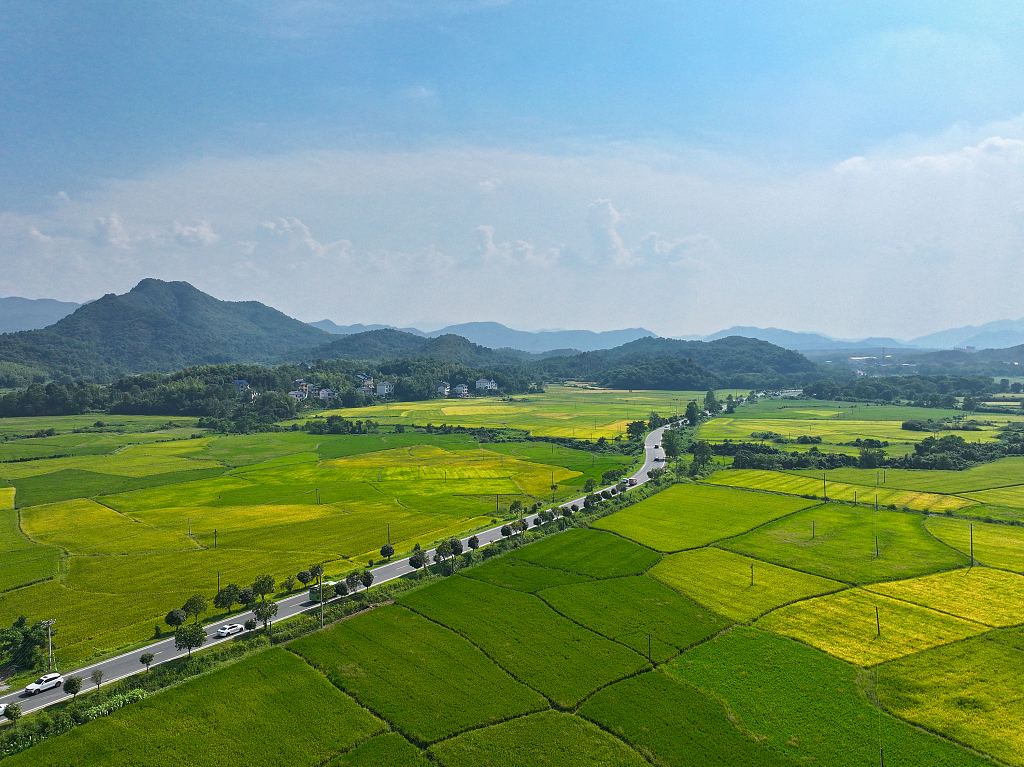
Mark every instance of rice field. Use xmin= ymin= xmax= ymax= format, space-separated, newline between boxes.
xmin=756 ymin=588 xmax=987 ymax=665
xmin=962 ymin=484 xmax=1024 ymax=507
xmin=722 ymin=504 xmax=970 ymax=583
xmin=865 ymin=566 xmax=1024 ymax=626
xmin=789 ymin=457 xmax=1024 ymax=494
xmin=329 ymin=733 xmax=431 ymax=767
xmin=310 ymin=384 xmax=731 ymax=440
xmin=878 ymin=637 xmax=1024 ymax=766
xmin=925 ymin=516 xmax=1024 ymax=572
xmin=704 ymin=469 xmax=973 ymax=512
xmin=593 ymin=483 xmax=815 ymax=551
xmin=427 ymin=710 xmax=649 ymax=767
xmin=463 ymin=557 xmax=595 ymax=593
xmin=650 ymin=547 xmax=844 ymax=622
xmin=0 ymin=648 xmax=385 ymax=767
xmin=399 ymin=575 xmax=649 ymax=708
xmin=289 ymin=604 xmax=546 ymax=743
xmin=508 ymin=528 xmax=661 ymax=578
xmin=667 ymin=626 xmax=994 ymax=767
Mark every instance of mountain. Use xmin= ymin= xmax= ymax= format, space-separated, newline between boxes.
xmin=0 ymin=296 xmax=80 ymax=333
xmin=309 ymin=320 xmax=427 ymax=336
xmin=0 ymin=279 xmax=331 ymax=380
xmin=307 ymin=329 xmax=575 ymax=366
xmin=424 ymin=322 xmax=657 ymax=353
xmin=911 ymin=319 xmax=1024 ymax=350
xmin=701 ymin=326 xmax=913 ymax=351
xmin=308 ymin=319 xmax=655 ymax=353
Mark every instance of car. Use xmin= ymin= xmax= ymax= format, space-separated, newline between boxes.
xmin=653 ymin=444 xmax=659 ymax=449
xmin=25 ymin=673 xmax=63 ymax=695
xmin=216 ymin=623 xmax=244 ymax=637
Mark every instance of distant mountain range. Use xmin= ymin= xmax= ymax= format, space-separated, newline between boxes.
xmin=700 ymin=326 xmax=914 ymax=352
xmin=0 ymin=296 xmax=80 ymax=334
xmin=310 ymin=319 xmax=656 ymax=353
xmin=909 ymin=319 xmax=1024 ymax=350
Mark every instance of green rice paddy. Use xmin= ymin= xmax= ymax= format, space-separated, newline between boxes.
xmin=593 ymin=483 xmax=814 ymax=551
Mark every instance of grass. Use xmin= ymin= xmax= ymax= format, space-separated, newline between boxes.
xmin=756 ymin=588 xmax=987 ymax=665
xmin=667 ymin=626 xmax=994 ymax=767
xmin=290 ymin=604 xmax=546 ymax=744
xmin=789 ymin=457 xmax=1024 ymax=494
xmin=865 ymin=566 xmax=1024 ymax=626
xmin=427 ymin=710 xmax=649 ymax=767
xmin=400 ymin=575 xmax=649 ymax=708
xmin=580 ymin=671 xmax=795 ymax=766
xmin=508 ymin=528 xmax=661 ymax=579
xmin=722 ymin=504 xmax=970 ymax=583
xmin=0 ymin=414 xmax=200 ymax=439
xmin=310 ymin=384 xmax=729 ymax=440
xmin=482 ymin=441 xmax=633 ymax=487
xmin=539 ymin=576 xmax=731 ymax=662
xmin=0 ymin=491 xmax=62 ymax=591
xmin=328 ymin=733 xmax=431 ymax=767
xmin=925 ymin=516 xmax=1024 ymax=572
xmin=0 ymin=648 xmax=385 ymax=767
xmin=463 ymin=557 xmax=595 ymax=592
xmin=704 ymin=469 xmax=974 ymax=512
xmin=649 ymin=547 xmax=843 ymax=622
xmin=878 ymin=636 xmax=1024 ymax=766
xmin=593 ymin=483 xmax=814 ymax=551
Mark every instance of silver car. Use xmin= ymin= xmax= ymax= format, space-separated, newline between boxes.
xmin=216 ymin=623 xmax=244 ymax=637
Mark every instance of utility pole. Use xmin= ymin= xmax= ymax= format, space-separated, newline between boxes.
xmin=875 ymin=535 xmax=879 ymax=559
xmin=387 ymin=523 xmax=391 ymax=546
xmin=875 ymin=606 xmax=881 ymax=637
xmin=42 ymin=619 xmax=56 ymax=671
xmin=750 ymin=562 xmax=754 ymax=587
xmin=647 ymin=633 xmax=652 ymax=663
xmin=217 ymin=571 xmax=221 ymax=592
xmin=970 ymin=523 xmax=974 ymax=567
xmin=812 ymin=520 xmax=815 ymax=539
xmin=214 ymin=529 xmax=217 ymax=549
xmin=188 ymin=518 xmax=191 ymax=537
xmin=823 ymin=474 xmax=827 ymax=501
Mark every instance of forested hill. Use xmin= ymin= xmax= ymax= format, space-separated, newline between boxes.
xmin=531 ymin=336 xmax=824 ymax=389
xmin=0 ymin=279 xmax=331 ymax=381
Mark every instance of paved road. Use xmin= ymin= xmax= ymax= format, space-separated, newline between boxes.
xmin=5 ymin=426 xmax=669 ymax=714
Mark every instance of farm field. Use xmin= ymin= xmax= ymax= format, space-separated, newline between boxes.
xmin=667 ymin=626 xmax=994 ymax=767
xmin=704 ymin=469 xmax=973 ymax=511
xmin=865 ymin=566 xmax=1024 ymax=626
xmin=925 ymin=516 xmax=1024 ymax=571
xmin=400 ymin=574 xmax=650 ymax=708
xmin=723 ymin=504 xmax=970 ymax=582
xmin=0 ymin=648 xmax=385 ymax=767
xmin=329 ymin=733 xmax=432 ymax=767
xmin=593 ymin=483 xmax=814 ymax=551
xmin=539 ymin=576 xmax=731 ymax=661
xmin=428 ymin=710 xmax=648 ymax=767
xmin=756 ymin=587 xmax=987 ymax=665
xmin=463 ymin=556 xmax=595 ymax=592
xmin=0 ymin=414 xmax=201 ymax=440
xmin=1 ymin=423 xmax=607 ymax=663
xmin=878 ymin=636 xmax=1024 ymax=766
xmin=962 ymin=483 xmax=1024 ymax=507
xmin=311 ymin=384 xmax=733 ymax=439
xmin=289 ymin=604 xmax=546 ymax=743
xmin=507 ymin=528 xmax=661 ymax=578
xmin=650 ymin=546 xmax=843 ymax=622
xmin=789 ymin=457 xmax=1024 ymax=493
xmin=580 ymin=671 xmax=794 ymax=767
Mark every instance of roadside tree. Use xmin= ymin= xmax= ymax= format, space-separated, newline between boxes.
xmin=63 ymin=676 xmax=82 ymax=700
xmin=213 ymin=584 xmax=241 ymax=611
xmin=345 ymin=571 xmax=361 ymax=593
xmin=252 ymin=574 xmax=275 ymax=601
xmin=182 ymin=594 xmax=208 ymax=624
xmin=90 ymin=668 xmax=104 ymax=690
xmin=359 ymin=570 xmax=374 ymax=591
xmin=139 ymin=653 xmax=155 ymax=673
xmin=380 ymin=543 xmax=395 ymax=561
xmin=164 ymin=609 xmax=187 ymax=629
xmin=174 ymin=624 xmax=206 ymax=657
xmin=253 ymin=600 xmax=278 ymax=633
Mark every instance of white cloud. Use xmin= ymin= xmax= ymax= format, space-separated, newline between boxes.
xmin=173 ymin=220 xmax=220 ymax=247
xmin=93 ymin=212 xmax=132 ymax=249
xmin=586 ymin=199 xmax=633 ymax=266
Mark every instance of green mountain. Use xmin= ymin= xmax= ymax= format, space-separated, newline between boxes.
xmin=0 ymin=279 xmax=330 ymax=381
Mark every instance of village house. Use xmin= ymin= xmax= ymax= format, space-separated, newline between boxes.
xmin=475 ymin=378 xmax=498 ymax=391
xmin=377 ymin=381 xmax=395 ymax=396
xmin=437 ymin=381 xmax=450 ymax=397
xmin=319 ymin=388 xmax=338 ymax=401
xmin=454 ymin=383 xmax=470 ymax=397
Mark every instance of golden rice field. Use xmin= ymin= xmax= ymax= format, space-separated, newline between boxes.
xmin=865 ymin=567 xmax=1024 ymax=627
xmin=704 ymin=469 xmax=974 ymax=512
xmin=756 ymin=587 xmax=987 ymax=665
xmin=924 ymin=516 xmax=1024 ymax=572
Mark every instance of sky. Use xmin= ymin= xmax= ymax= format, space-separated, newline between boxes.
xmin=2 ymin=1 xmax=1024 ymax=340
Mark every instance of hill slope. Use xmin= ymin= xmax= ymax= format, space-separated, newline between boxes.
xmin=0 ymin=279 xmax=330 ymax=380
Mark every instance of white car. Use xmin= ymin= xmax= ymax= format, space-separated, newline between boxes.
xmin=25 ymin=673 xmax=63 ymax=695
xmin=216 ymin=623 xmax=244 ymax=637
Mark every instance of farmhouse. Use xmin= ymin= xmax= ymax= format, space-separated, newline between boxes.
xmin=454 ymin=383 xmax=470 ymax=396
xmin=377 ymin=381 xmax=395 ymax=396
xmin=476 ymin=378 xmax=498 ymax=391
xmin=437 ymin=381 xmax=450 ymax=397
xmin=287 ymin=390 xmax=306 ymax=402
xmin=319 ymin=388 xmax=337 ymax=401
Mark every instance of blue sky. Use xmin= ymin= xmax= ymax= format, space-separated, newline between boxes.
xmin=3 ymin=1 xmax=1024 ymax=338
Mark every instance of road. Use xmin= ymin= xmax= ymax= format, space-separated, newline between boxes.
xmin=4 ymin=426 xmax=669 ymax=715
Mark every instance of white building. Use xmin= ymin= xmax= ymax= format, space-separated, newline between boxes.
xmin=475 ymin=378 xmax=498 ymax=391
xmin=437 ymin=381 xmax=450 ymax=397
xmin=454 ymin=383 xmax=470 ymax=396
xmin=319 ymin=388 xmax=338 ymax=401
xmin=377 ymin=381 xmax=394 ymax=396
xmin=287 ymin=390 xmax=306 ymax=402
